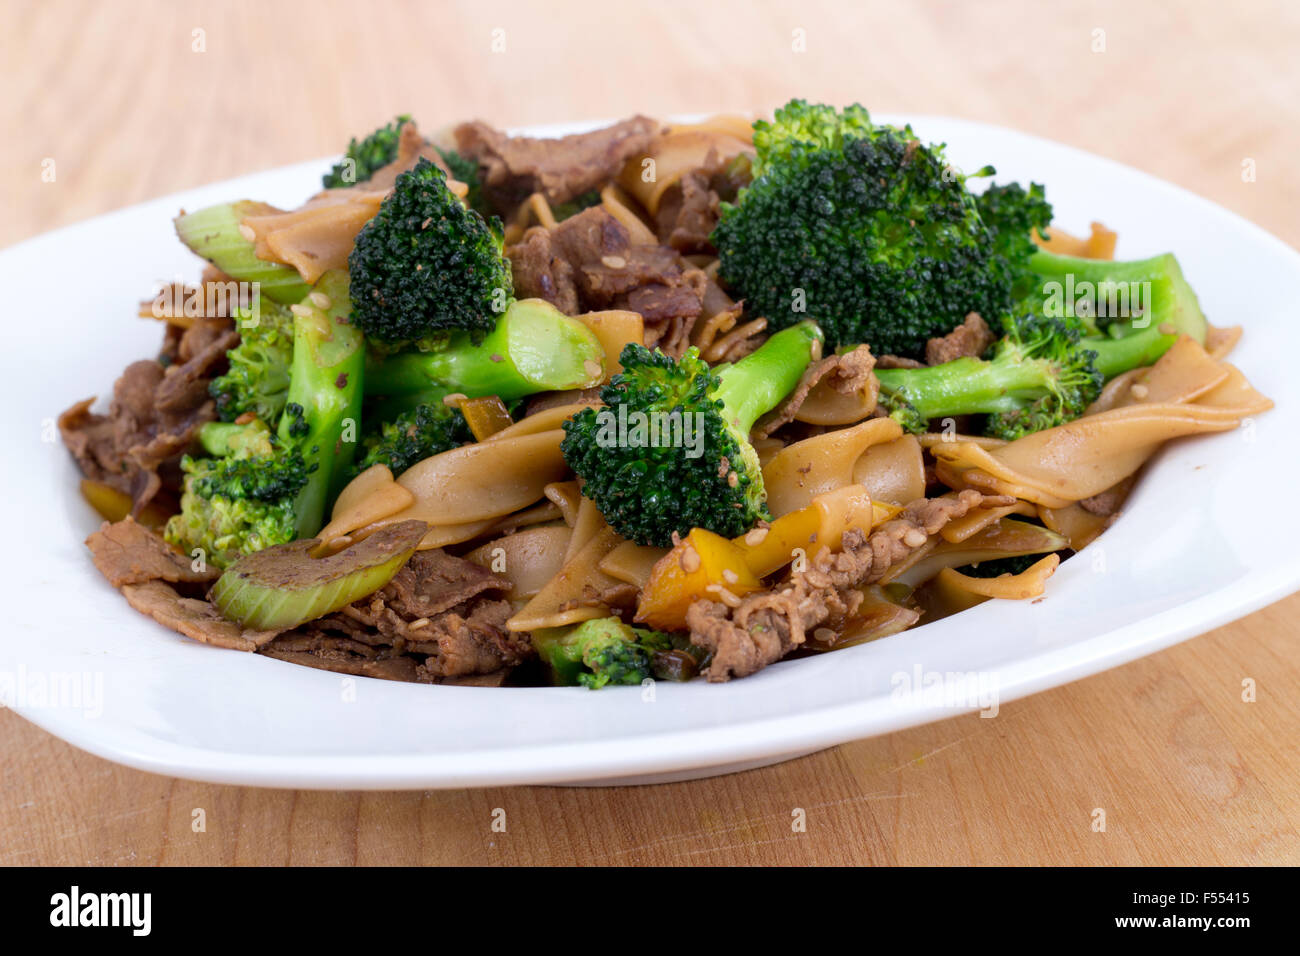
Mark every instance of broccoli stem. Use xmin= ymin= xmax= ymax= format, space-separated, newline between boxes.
xmin=364 ymin=298 xmax=605 ymax=401
xmin=279 ymin=270 xmax=365 ymax=538
xmin=198 ymin=421 xmax=274 ymax=458
xmin=1028 ymin=249 xmax=1208 ymax=378
xmin=712 ymin=321 xmax=825 ymax=433
xmin=875 ymin=355 xmax=1054 ymax=421
xmin=174 ymin=201 xmax=310 ymax=305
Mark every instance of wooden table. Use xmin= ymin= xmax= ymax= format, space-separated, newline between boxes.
xmin=2 ymin=0 xmax=1297 ymax=865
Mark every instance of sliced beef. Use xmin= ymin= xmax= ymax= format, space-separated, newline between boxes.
xmin=258 ymin=632 xmax=423 ymax=683
xmin=86 ymin=518 xmax=218 ymax=588
xmin=454 ymin=115 xmax=659 ymax=214
xmin=688 ymin=490 xmax=1016 ymax=681
xmin=875 ymin=354 xmax=924 ymax=370
xmin=656 ymin=169 xmax=718 ymax=254
xmin=267 ymin=549 xmax=531 ymax=680
xmin=925 ymin=312 xmax=994 ymax=366
xmin=60 ymin=317 xmax=234 ymax=513
xmin=120 ymin=580 xmax=281 ymax=652
xmin=508 ymin=207 xmax=707 ymax=355
xmin=506 ymin=226 xmax=580 ymax=314
xmin=384 ymin=549 xmax=513 ymax=619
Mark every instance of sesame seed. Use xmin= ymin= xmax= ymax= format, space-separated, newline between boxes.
xmin=309 ymin=291 xmax=332 ymax=310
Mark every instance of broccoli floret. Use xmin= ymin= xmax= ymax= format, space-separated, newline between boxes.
xmin=535 ymin=618 xmax=677 ymax=689
xmin=354 ymin=401 xmax=472 ymax=477
xmin=1028 ymin=249 xmax=1209 ymax=378
xmin=713 ymin=99 xmax=1041 ymax=357
xmin=549 ymin=189 xmax=602 ymax=221
xmin=978 ymin=181 xmax=1054 ymax=305
xmin=561 ymin=321 xmax=823 ymax=546
xmin=876 ymin=313 xmax=1104 ymax=440
xmin=434 ymin=146 xmax=486 ymax=215
xmin=166 ymin=420 xmax=309 ymax=568
xmin=165 ymin=271 xmax=364 ymax=567
xmin=208 ymin=298 xmax=295 ymax=423
xmin=347 ymin=157 xmax=512 ymax=348
xmin=750 ymin=100 xmax=874 ymax=177
xmin=875 ymin=247 xmax=1212 ymax=440
xmin=322 ymin=115 xmax=411 ymax=190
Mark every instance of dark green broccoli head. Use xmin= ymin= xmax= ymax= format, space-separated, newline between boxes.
xmin=208 ymin=299 xmax=295 ymax=423
xmin=714 ymin=100 xmax=1035 ymax=357
xmin=434 ymin=146 xmax=486 ymax=216
xmin=322 ymin=115 xmax=411 ymax=190
xmin=347 ymin=158 xmax=512 ymax=348
xmin=561 ymin=345 xmax=764 ymax=547
xmin=538 ymin=618 xmax=678 ymax=689
xmin=984 ymin=313 xmax=1102 ymax=440
xmin=353 ymin=401 xmax=472 ymax=477
xmin=750 ymin=99 xmax=874 ymax=176
xmin=977 ymin=181 xmax=1054 ymax=305
xmin=548 ymin=189 xmax=603 ymax=222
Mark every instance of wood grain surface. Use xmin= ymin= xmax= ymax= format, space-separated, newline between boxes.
xmin=2 ymin=0 xmax=1297 ymax=866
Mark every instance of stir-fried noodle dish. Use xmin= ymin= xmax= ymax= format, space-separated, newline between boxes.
xmin=62 ymin=102 xmax=1273 ymax=688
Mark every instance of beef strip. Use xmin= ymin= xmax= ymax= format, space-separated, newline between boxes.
xmin=656 ymin=169 xmax=719 ymax=254
xmin=454 ymin=115 xmax=659 ymax=214
xmin=86 ymin=518 xmax=218 ymax=588
xmin=504 ymin=227 xmax=579 ymax=314
xmin=258 ymin=632 xmax=423 ymax=682
xmin=60 ymin=317 xmax=234 ymax=513
xmin=508 ymin=207 xmax=707 ymax=355
xmin=263 ymin=550 xmax=529 ymax=681
xmin=687 ymin=490 xmax=1015 ymax=681
xmin=120 ymin=580 xmax=282 ymax=651
xmin=925 ymin=312 xmax=995 ymax=366
xmin=875 ymin=354 xmax=924 ymax=369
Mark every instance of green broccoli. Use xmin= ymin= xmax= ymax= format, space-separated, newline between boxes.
xmin=561 ymin=321 xmax=823 ymax=546
xmin=977 ymin=181 xmax=1054 ymax=305
xmin=875 ymin=313 xmax=1104 ymax=440
xmin=534 ymin=618 xmax=679 ymax=689
xmin=549 ymin=189 xmax=603 ymax=222
xmin=434 ymin=146 xmax=486 ymax=215
xmin=364 ymin=297 xmax=607 ymax=406
xmin=713 ymin=99 xmax=1029 ymax=357
xmin=875 ymin=248 xmax=1210 ymax=439
xmin=353 ymin=401 xmax=473 ymax=477
xmin=1028 ymin=249 xmax=1209 ymax=378
xmin=347 ymin=157 xmax=512 ymax=348
xmin=165 ymin=271 xmax=364 ymax=568
xmin=173 ymin=201 xmax=310 ymax=305
xmin=322 ymin=115 xmax=411 ymax=190
xmin=208 ymin=297 xmax=295 ymax=423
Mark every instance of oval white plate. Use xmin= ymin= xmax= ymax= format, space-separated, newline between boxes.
xmin=2 ymin=115 xmax=1298 ymax=789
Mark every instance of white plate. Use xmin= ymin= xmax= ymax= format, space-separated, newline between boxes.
xmin=3 ymin=115 xmax=1298 ymax=789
